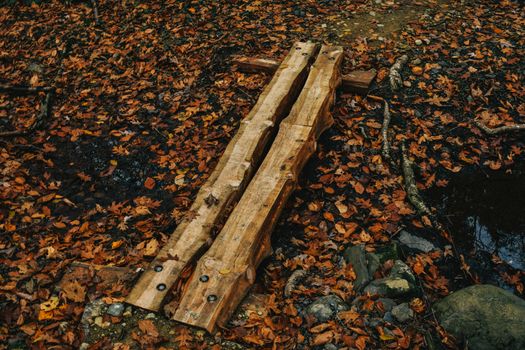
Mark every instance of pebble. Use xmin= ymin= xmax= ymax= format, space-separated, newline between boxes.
xmin=106 ymin=303 xmax=125 ymax=317
xmin=145 ymin=313 xmax=156 ymax=319
xmin=415 ymin=39 xmax=423 ymax=46
xmin=392 ymin=303 xmax=414 ymax=322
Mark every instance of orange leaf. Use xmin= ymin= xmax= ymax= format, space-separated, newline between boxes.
xmin=144 ymin=177 xmax=156 ymax=189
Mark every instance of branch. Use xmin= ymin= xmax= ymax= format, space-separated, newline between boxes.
xmin=381 ymin=100 xmax=392 ymax=161
xmin=0 ymin=92 xmax=52 ymax=138
xmin=389 ymin=55 xmax=408 ymax=91
xmin=474 ymin=120 xmax=525 ymax=135
xmin=0 ymin=84 xmax=53 ymax=94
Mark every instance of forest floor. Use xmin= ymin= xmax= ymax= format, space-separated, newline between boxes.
xmin=0 ymin=0 xmax=524 ymax=349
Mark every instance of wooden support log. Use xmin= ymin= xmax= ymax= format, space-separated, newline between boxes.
xmin=125 ymin=42 xmax=318 ymax=312
xmin=172 ymin=46 xmax=343 ymax=332
xmin=232 ymin=57 xmax=375 ymax=94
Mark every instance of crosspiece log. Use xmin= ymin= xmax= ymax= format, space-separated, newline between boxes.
xmin=126 ymin=42 xmax=318 ymax=311
xmin=172 ymin=46 xmax=343 ymax=332
xmin=232 ymin=57 xmax=376 ymax=94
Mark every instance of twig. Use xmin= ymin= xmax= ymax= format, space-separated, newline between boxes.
xmin=0 ymin=84 xmax=53 ymax=94
xmin=381 ymin=100 xmax=392 ymax=161
xmin=90 ymin=0 xmax=101 ymax=25
xmin=474 ymin=120 xmax=525 ymax=135
xmin=0 ymin=92 xmax=52 ymax=137
xmin=389 ymin=55 xmax=408 ymax=91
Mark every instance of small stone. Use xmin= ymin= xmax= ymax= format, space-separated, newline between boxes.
xmin=123 ymin=306 xmax=132 ymax=317
xmin=390 ymin=260 xmax=416 ymax=284
xmin=415 ymin=39 xmax=423 ymax=46
xmin=398 ymin=230 xmax=436 ymax=253
xmin=145 ymin=313 xmax=156 ymax=319
xmin=343 ymin=245 xmax=370 ymax=291
xmin=106 ymin=303 xmax=125 ymax=317
xmin=304 ymin=295 xmax=349 ymax=323
xmin=383 ymin=311 xmax=394 ymax=323
xmin=412 ymin=58 xmax=422 ymax=65
xmin=377 ymin=298 xmax=396 ymax=312
xmin=392 ymin=303 xmax=414 ymax=322
xmin=364 ymin=277 xmax=413 ymax=298
xmin=79 ymin=343 xmax=90 ymax=350
xmin=94 ymin=316 xmax=110 ymax=329
xmin=324 ymin=344 xmax=338 ymax=350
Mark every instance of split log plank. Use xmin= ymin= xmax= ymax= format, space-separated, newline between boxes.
xmin=125 ymin=42 xmax=318 ymax=311
xmin=233 ymin=57 xmax=375 ymax=94
xmin=172 ymin=46 xmax=343 ymax=332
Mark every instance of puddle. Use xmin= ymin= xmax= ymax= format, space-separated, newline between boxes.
xmin=433 ymin=171 xmax=525 ymax=271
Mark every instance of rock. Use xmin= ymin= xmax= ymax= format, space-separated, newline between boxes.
xmin=366 ymin=252 xmax=380 ymax=277
xmin=364 ymin=277 xmax=413 ymax=298
xmin=145 ymin=312 xmax=156 ymax=319
xmin=415 ymin=39 xmax=423 ymax=46
xmin=375 ymin=243 xmax=399 ymax=263
xmin=343 ymin=245 xmax=370 ymax=291
xmin=304 ymin=295 xmax=349 ymax=323
xmin=433 ymin=284 xmax=525 ymax=350
xmin=106 ymin=303 xmax=125 ymax=317
xmin=383 ymin=311 xmax=394 ymax=323
xmin=377 ymin=298 xmax=396 ymax=312
xmin=94 ymin=316 xmax=110 ymax=329
xmin=411 ymin=58 xmax=422 ymax=65
xmin=324 ymin=344 xmax=338 ymax=350
xmin=391 ymin=303 xmax=414 ymax=322
xmin=389 ymin=260 xmax=416 ymax=284
xmin=398 ymin=230 xmax=436 ymax=253
xmin=79 ymin=343 xmax=90 ymax=350
xmin=123 ymin=306 xmax=133 ymax=317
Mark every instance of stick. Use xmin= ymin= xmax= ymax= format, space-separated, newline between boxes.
xmin=474 ymin=120 xmax=525 ymax=135
xmin=389 ymin=55 xmax=408 ymax=91
xmin=381 ymin=100 xmax=392 ymax=161
xmin=90 ymin=0 xmax=100 ymax=25
xmin=0 ymin=92 xmax=52 ymax=137
xmin=0 ymin=84 xmax=53 ymax=94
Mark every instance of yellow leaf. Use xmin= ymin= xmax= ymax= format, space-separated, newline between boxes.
xmin=380 ymin=333 xmax=396 ymax=341
xmin=40 ymin=296 xmax=59 ymax=311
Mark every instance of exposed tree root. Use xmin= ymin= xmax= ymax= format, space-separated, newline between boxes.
xmin=0 ymin=92 xmax=52 ymax=137
xmin=389 ymin=55 xmax=408 ymax=91
xmin=401 ymin=141 xmax=437 ymax=228
xmin=381 ymin=100 xmax=392 ymax=162
xmin=474 ymin=120 xmax=525 ymax=135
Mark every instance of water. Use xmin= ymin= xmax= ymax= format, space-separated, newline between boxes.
xmin=434 ymin=171 xmax=525 ymax=271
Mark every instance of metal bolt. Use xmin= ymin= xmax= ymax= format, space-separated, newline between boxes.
xmin=154 ymin=265 xmax=163 ymax=272
xmin=157 ymin=283 xmax=166 ymax=291
xmin=207 ymin=295 xmax=218 ymax=302
xmin=199 ymin=275 xmax=209 ymax=282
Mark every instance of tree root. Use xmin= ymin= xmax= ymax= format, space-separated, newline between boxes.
xmin=401 ymin=141 xmax=438 ymax=228
xmin=389 ymin=55 xmax=408 ymax=91
xmin=381 ymin=100 xmax=392 ymax=161
xmin=0 ymin=91 xmax=52 ymax=137
xmin=474 ymin=120 xmax=525 ymax=135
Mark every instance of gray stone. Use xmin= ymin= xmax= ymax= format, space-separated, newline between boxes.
xmin=390 ymin=260 xmax=416 ymax=284
xmin=364 ymin=277 xmax=413 ymax=298
xmin=433 ymin=284 xmax=525 ymax=350
xmin=398 ymin=230 xmax=436 ymax=253
xmin=383 ymin=311 xmax=394 ymax=323
xmin=324 ymin=344 xmax=338 ymax=350
xmin=106 ymin=303 xmax=125 ymax=317
xmin=304 ymin=295 xmax=349 ymax=323
xmin=366 ymin=252 xmax=380 ymax=277
xmin=391 ymin=303 xmax=414 ymax=322
xmin=377 ymin=298 xmax=396 ymax=312
xmin=375 ymin=243 xmax=399 ymax=263
xmin=343 ymin=245 xmax=370 ymax=291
